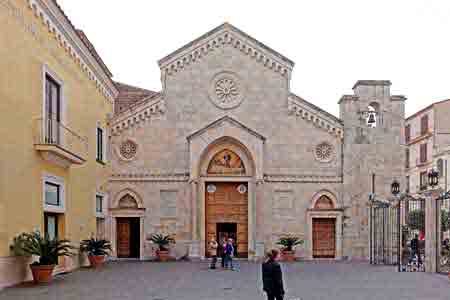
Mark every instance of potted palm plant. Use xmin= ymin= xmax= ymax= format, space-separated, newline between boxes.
xmin=276 ymin=235 xmax=304 ymax=262
xmin=80 ymin=237 xmax=112 ymax=268
xmin=149 ymin=233 xmax=175 ymax=262
xmin=10 ymin=231 xmax=75 ymax=284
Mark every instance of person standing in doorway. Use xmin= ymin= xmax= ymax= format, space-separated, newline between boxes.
xmin=262 ymin=249 xmax=285 ymax=300
xmin=225 ymin=238 xmax=234 ymax=270
xmin=208 ymin=238 xmax=218 ymax=269
xmin=220 ymin=237 xmax=227 ymax=268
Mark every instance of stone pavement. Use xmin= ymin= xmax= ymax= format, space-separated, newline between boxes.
xmin=1 ymin=261 xmax=450 ymax=300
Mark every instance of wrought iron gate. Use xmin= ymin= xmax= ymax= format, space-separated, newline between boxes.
xmin=437 ymin=197 xmax=450 ymax=274
xmin=369 ymin=202 xmax=399 ymax=265
xmin=398 ymin=197 xmax=426 ymax=272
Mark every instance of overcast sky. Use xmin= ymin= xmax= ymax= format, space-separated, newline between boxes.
xmin=59 ymin=0 xmax=450 ymax=117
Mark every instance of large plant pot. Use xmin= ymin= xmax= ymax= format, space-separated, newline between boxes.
xmin=88 ymin=255 xmax=105 ymax=268
xmin=30 ymin=264 xmax=55 ymax=284
xmin=157 ymin=250 xmax=171 ymax=262
xmin=282 ymin=250 xmax=296 ymax=262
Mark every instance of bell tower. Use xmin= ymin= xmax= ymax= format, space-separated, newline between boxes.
xmin=339 ymin=80 xmax=406 ymax=260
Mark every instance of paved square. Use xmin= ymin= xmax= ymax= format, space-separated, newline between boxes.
xmin=1 ymin=261 xmax=449 ymax=300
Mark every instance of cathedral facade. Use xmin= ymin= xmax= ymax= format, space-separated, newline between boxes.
xmin=108 ymin=23 xmax=406 ymax=261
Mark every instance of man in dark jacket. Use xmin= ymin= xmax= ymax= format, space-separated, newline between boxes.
xmin=262 ymin=249 xmax=285 ymax=300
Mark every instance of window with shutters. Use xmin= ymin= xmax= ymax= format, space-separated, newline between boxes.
xmin=419 ymin=143 xmax=427 ymax=164
xmin=406 ymin=176 xmax=410 ymax=193
xmin=405 ymin=149 xmax=410 ymax=168
xmin=437 ymin=159 xmax=444 ymax=178
xmin=420 ymin=171 xmax=428 ymax=190
xmin=405 ymin=124 xmax=411 ymax=143
xmin=420 ymin=115 xmax=428 ymax=135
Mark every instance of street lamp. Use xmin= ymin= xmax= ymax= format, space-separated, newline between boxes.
xmin=427 ymin=169 xmax=439 ymax=188
xmin=391 ymin=179 xmax=400 ymax=196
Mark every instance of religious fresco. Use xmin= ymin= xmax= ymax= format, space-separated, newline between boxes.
xmin=207 ymin=149 xmax=245 ymax=175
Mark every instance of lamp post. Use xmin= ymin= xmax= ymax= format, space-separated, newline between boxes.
xmin=428 ymin=169 xmax=439 ymax=189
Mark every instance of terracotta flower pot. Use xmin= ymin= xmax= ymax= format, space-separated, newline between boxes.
xmin=88 ymin=255 xmax=105 ymax=268
xmin=157 ymin=250 xmax=171 ymax=262
xmin=282 ymin=250 xmax=296 ymax=262
xmin=30 ymin=264 xmax=55 ymax=284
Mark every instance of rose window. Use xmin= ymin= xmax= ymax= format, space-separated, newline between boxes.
xmin=215 ymin=78 xmax=239 ymax=104
xmin=315 ymin=142 xmax=334 ymax=162
xmin=120 ymin=140 xmax=137 ymax=160
xmin=209 ymin=71 xmax=244 ymax=109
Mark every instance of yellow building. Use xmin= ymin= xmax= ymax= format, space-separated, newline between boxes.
xmin=0 ymin=0 xmax=117 ymax=287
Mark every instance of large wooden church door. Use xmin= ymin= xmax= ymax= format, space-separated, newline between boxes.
xmin=206 ymin=182 xmax=248 ymax=257
xmin=312 ymin=218 xmax=336 ymax=258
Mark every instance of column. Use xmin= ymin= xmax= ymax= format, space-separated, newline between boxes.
xmin=255 ymin=179 xmax=265 ymax=259
xmin=424 ymin=191 xmax=438 ymax=273
xmin=189 ymin=179 xmax=200 ymax=258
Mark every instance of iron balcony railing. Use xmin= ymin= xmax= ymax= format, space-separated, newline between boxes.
xmin=33 ymin=117 xmax=88 ymax=162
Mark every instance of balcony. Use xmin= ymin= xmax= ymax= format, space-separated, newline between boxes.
xmin=33 ymin=117 xmax=88 ymax=167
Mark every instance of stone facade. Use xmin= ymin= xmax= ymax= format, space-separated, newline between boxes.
xmin=107 ymin=23 xmax=406 ymax=261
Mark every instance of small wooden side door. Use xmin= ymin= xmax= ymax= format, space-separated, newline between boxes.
xmin=312 ymin=218 xmax=336 ymax=258
xmin=117 ymin=219 xmax=131 ymax=258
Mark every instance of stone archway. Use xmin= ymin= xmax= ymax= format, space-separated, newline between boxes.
xmin=306 ymin=190 xmax=343 ymax=260
xmin=110 ymin=190 xmax=145 ymax=259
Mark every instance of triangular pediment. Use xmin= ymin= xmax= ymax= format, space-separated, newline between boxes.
xmin=158 ymin=23 xmax=294 ymax=77
xmin=187 ymin=115 xmax=266 ymax=142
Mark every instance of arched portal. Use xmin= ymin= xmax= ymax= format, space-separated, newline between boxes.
xmin=198 ymin=137 xmax=255 ymax=259
xmin=110 ymin=190 xmax=145 ymax=260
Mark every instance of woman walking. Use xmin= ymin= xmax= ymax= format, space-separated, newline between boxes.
xmin=262 ymin=249 xmax=285 ymax=300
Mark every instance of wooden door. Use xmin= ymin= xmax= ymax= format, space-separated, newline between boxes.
xmin=206 ymin=182 xmax=248 ymax=257
xmin=117 ymin=219 xmax=131 ymax=258
xmin=312 ymin=218 xmax=336 ymax=258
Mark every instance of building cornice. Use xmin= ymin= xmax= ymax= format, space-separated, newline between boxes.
xmin=110 ymin=96 xmax=166 ymax=135
xmin=264 ymin=174 xmax=343 ymax=183
xmin=288 ymin=94 xmax=344 ymax=139
xmin=28 ymin=0 xmax=118 ymax=102
xmin=110 ymin=173 xmax=189 ymax=182
xmin=158 ymin=23 xmax=293 ymax=78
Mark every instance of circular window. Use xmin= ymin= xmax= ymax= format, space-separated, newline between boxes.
xmin=208 ymin=71 xmax=244 ymax=110
xmin=119 ymin=140 xmax=137 ymax=160
xmin=237 ymin=184 xmax=247 ymax=194
xmin=314 ymin=142 xmax=334 ymax=162
xmin=207 ymin=184 xmax=217 ymax=194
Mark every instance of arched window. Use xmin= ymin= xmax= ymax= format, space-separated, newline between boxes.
xmin=207 ymin=149 xmax=245 ymax=175
xmin=314 ymin=195 xmax=334 ymax=209
xmin=118 ymin=194 xmax=138 ymax=208
xmin=366 ymin=102 xmax=380 ymax=128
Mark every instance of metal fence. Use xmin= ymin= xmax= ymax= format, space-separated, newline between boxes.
xmin=437 ymin=197 xmax=450 ymax=274
xmin=369 ymin=203 xmax=399 ymax=265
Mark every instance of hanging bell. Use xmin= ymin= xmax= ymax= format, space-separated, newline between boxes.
xmin=367 ymin=112 xmax=376 ymax=126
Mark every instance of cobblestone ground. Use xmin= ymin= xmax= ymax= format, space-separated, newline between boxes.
xmin=1 ymin=261 xmax=450 ymax=300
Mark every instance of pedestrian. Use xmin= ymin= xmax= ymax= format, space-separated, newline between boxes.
xmin=208 ymin=237 xmax=218 ymax=269
xmin=410 ymin=234 xmax=422 ymax=265
xmin=220 ymin=237 xmax=227 ymax=268
xmin=262 ymin=249 xmax=285 ymax=300
xmin=225 ymin=238 xmax=234 ymax=270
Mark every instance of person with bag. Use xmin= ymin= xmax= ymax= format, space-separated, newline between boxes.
xmin=208 ymin=238 xmax=218 ymax=269
xmin=262 ymin=249 xmax=285 ymax=300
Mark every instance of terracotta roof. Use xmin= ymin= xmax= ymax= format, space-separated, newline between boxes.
xmin=114 ymin=82 xmax=159 ymax=115
xmin=406 ymin=99 xmax=450 ymax=121
xmin=51 ymin=0 xmax=113 ymax=77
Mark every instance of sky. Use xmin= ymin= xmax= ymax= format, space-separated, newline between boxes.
xmin=58 ymin=0 xmax=450 ymax=117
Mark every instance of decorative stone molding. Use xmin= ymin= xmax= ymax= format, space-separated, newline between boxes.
xmin=314 ymin=142 xmax=335 ymax=162
xmin=264 ymin=174 xmax=343 ymax=183
xmin=208 ymin=71 xmax=244 ymax=109
xmin=158 ymin=23 xmax=293 ymax=78
xmin=288 ymin=94 xmax=343 ymax=139
xmin=110 ymin=97 xmax=166 ymax=135
xmin=26 ymin=0 xmax=117 ymax=102
xmin=110 ymin=173 xmax=189 ymax=182
xmin=118 ymin=139 xmax=138 ymax=161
